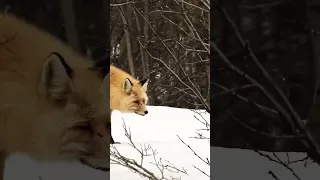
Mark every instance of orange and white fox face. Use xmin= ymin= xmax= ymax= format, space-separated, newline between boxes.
xmin=0 ymin=13 xmax=111 ymax=173
xmin=120 ymin=78 xmax=149 ymax=116
xmin=34 ymin=52 xmax=111 ymax=171
xmin=110 ymin=65 xmax=149 ymax=116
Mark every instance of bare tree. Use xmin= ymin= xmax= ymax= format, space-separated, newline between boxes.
xmin=111 ymin=119 xmax=189 ymax=180
xmin=212 ymin=0 xmax=320 ymax=178
xmin=119 ymin=5 xmax=135 ymax=77
xmin=111 ymin=110 xmax=210 ymax=179
xmin=110 ymin=0 xmax=210 ymax=178
xmin=111 ymin=0 xmax=210 ymax=111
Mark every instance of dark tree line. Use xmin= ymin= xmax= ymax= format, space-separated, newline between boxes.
xmin=0 ymin=0 xmax=210 ymax=111
xmin=0 ymin=0 xmax=110 ymax=61
xmin=212 ymin=0 xmax=320 ymax=166
xmin=110 ymin=0 xmax=210 ymax=111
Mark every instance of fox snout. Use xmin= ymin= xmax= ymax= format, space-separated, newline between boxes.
xmin=135 ymin=109 xmax=148 ymax=116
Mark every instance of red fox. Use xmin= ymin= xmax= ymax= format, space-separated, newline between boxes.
xmin=110 ymin=65 xmax=149 ymax=143
xmin=0 ymin=13 xmax=110 ymax=178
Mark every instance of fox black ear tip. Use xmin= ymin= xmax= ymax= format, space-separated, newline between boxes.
xmin=125 ymin=78 xmax=133 ymax=86
xmin=140 ymin=78 xmax=149 ymax=84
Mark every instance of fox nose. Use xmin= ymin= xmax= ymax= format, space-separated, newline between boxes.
xmin=144 ymin=110 xmax=148 ymax=115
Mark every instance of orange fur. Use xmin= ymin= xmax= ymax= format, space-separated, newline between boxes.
xmin=0 ymin=13 xmax=110 ymax=178
xmin=110 ymin=65 xmax=149 ymax=116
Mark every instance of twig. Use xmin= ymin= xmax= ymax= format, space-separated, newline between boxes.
xmin=111 ymin=118 xmax=189 ymax=180
xmin=110 ymin=1 xmax=136 ymax=7
xmin=227 ymin=111 xmax=304 ymax=139
xmin=218 ymin=7 xmax=320 ymax=163
xmin=212 ymin=84 xmax=256 ymax=98
xmin=177 ymin=135 xmax=210 ymax=166
xmin=132 ymin=5 xmax=210 ymax=112
xmin=268 ymin=170 xmax=281 ymax=180
xmin=255 ymin=150 xmax=301 ymax=180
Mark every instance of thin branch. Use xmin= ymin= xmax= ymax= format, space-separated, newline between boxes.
xmin=177 ymin=135 xmax=210 ymax=166
xmin=255 ymin=151 xmax=301 ymax=180
xmin=131 ymin=5 xmax=210 ymax=112
xmin=110 ymin=1 xmax=136 ymax=7
xmin=240 ymin=0 xmax=292 ymax=10
xmin=218 ymin=7 xmax=320 ymax=162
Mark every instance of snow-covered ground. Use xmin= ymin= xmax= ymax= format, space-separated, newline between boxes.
xmin=110 ymin=106 xmax=210 ymax=180
xmin=212 ymin=147 xmax=320 ymax=180
xmin=3 ymin=105 xmax=210 ymax=180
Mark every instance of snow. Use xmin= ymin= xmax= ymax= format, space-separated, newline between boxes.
xmin=212 ymin=147 xmax=320 ymax=180
xmin=3 ymin=105 xmax=210 ymax=180
xmin=110 ymin=106 xmax=210 ymax=180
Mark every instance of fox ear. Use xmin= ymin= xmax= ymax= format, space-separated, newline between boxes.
xmin=140 ymin=78 xmax=149 ymax=92
xmin=123 ymin=78 xmax=133 ymax=94
xmin=38 ymin=52 xmax=74 ymax=108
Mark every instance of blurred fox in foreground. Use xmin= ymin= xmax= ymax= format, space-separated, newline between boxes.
xmin=0 ymin=13 xmax=111 ymax=179
xmin=110 ymin=65 xmax=149 ymax=143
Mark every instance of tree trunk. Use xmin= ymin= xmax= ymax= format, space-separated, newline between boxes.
xmin=119 ymin=6 xmax=135 ymax=77
xmin=133 ymin=9 xmax=147 ymax=77
xmin=143 ymin=0 xmax=150 ymax=74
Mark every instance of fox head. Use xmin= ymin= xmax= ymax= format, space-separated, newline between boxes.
xmin=120 ymin=77 xmax=149 ymax=116
xmin=37 ymin=52 xmax=110 ymax=171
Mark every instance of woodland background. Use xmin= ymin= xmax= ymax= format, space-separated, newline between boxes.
xmin=212 ymin=0 xmax=320 ymax=166
xmin=0 ymin=0 xmax=210 ymax=112
xmin=0 ymin=1 xmax=210 ymax=179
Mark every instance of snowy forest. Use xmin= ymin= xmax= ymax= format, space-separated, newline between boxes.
xmin=0 ymin=0 xmax=210 ymax=111
xmin=0 ymin=0 xmax=210 ymax=180
xmin=213 ymin=0 xmax=320 ymax=179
